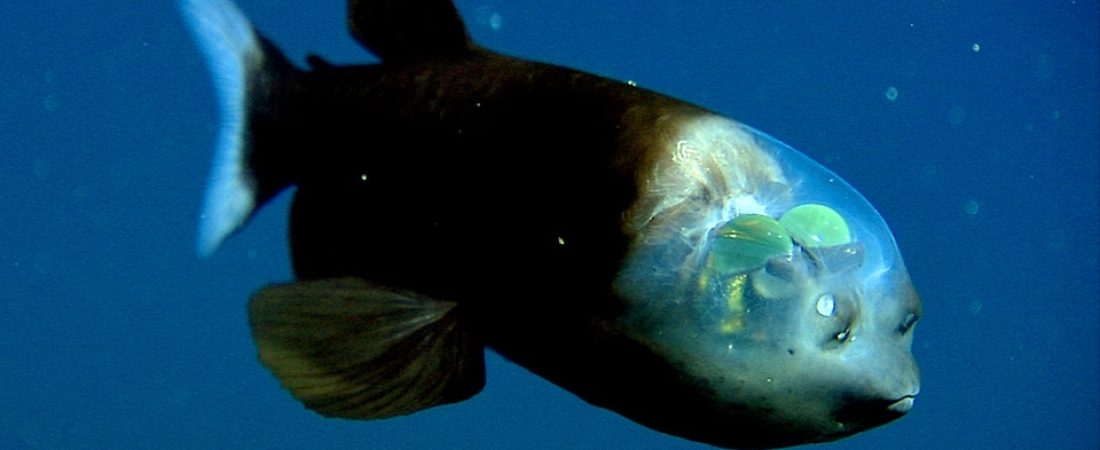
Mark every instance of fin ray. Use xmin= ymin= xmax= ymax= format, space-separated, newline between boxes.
xmin=249 ymin=278 xmax=485 ymax=419
xmin=182 ymin=0 xmax=302 ymax=256
xmin=181 ymin=0 xmax=262 ymax=256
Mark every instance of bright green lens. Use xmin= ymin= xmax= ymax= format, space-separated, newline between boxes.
xmin=711 ymin=214 xmax=793 ymax=274
xmin=779 ymin=204 xmax=851 ymax=248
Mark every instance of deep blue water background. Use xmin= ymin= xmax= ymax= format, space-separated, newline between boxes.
xmin=2 ymin=0 xmax=1097 ymax=448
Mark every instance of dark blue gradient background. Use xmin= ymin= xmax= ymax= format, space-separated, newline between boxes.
xmin=1 ymin=1 xmax=1096 ymax=448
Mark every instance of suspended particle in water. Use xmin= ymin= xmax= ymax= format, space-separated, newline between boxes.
xmin=917 ymin=164 xmax=940 ymax=190
xmin=947 ymin=105 xmax=966 ymax=126
xmin=968 ymin=298 xmax=983 ymax=314
xmin=884 ymin=86 xmax=899 ymax=101
xmin=964 ymin=199 xmax=980 ymax=215
xmin=32 ymin=158 xmax=51 ymax=178
xmin=43 ymin=94 xmax=59 ymax=112
xmin=1032 ymin=53 xmax=1054 ymax=79
xmin=475 ymin=6 xmax=503 ymax=31
xmin=1045 ymin=229 xmax=1067 ymax=251
xmin=972 ymin=43 xmax=980 ymax=52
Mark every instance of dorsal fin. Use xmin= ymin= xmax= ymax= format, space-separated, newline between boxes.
xmin=348 ymin=0 xmax=471 ymax=62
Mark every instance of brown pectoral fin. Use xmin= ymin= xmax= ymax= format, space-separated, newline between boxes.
xmin=248 ymin=277 xmax=485 ymax=419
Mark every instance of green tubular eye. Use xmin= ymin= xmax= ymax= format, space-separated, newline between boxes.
xmin=779 ymin=204 xmax=851 ymax=248
xmin=710 ymin=214 xmax=794 ymax=274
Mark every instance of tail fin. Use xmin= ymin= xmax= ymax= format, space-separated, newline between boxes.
xmin=181 ymin=0 xmax=297 ymax=256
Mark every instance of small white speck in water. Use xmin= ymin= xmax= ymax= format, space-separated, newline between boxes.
xmin=885 ymin=86 xmax=899 ymax=101
xmin=965 ymin=199 xmax=980 ymax=215
xmin=474 ymin=6 xmax=503 ymax=31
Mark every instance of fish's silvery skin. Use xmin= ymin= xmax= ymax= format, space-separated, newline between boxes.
xmin=181 ymin=0 xmax=922 ymax=448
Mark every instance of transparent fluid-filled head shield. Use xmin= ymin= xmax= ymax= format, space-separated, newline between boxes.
xmin=615 ymin=114 xmax=910 ymax=352
xmin=612 ymin=114 xmax=920 ymax=448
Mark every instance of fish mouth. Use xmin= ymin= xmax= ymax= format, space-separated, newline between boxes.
xmin=887 ymin=394 xmax=917 ymax=414
xmin=834 ymin=391 xmax=919 ymax=429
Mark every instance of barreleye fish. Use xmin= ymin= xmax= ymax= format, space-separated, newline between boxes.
xmin=180 ymin=0 xmax=922 ymax=448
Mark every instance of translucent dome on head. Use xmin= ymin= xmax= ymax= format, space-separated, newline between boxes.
xmin=757 ymin=129 xmax=904 ymax=286
xmin=612 ymin=114 xmax=920 ymax=448
xmin=617 ymin=115 xmax=905 ymax=302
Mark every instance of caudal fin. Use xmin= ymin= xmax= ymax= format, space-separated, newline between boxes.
xmin=181 ymin=0 xmax=296 ymax=256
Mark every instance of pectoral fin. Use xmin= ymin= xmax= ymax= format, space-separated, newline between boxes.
xmin=248 ymin=278 xmax=484 ymax=419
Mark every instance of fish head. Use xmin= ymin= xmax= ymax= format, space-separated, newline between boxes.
xmin=613 ymin=115 xmax=921 ymax=447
